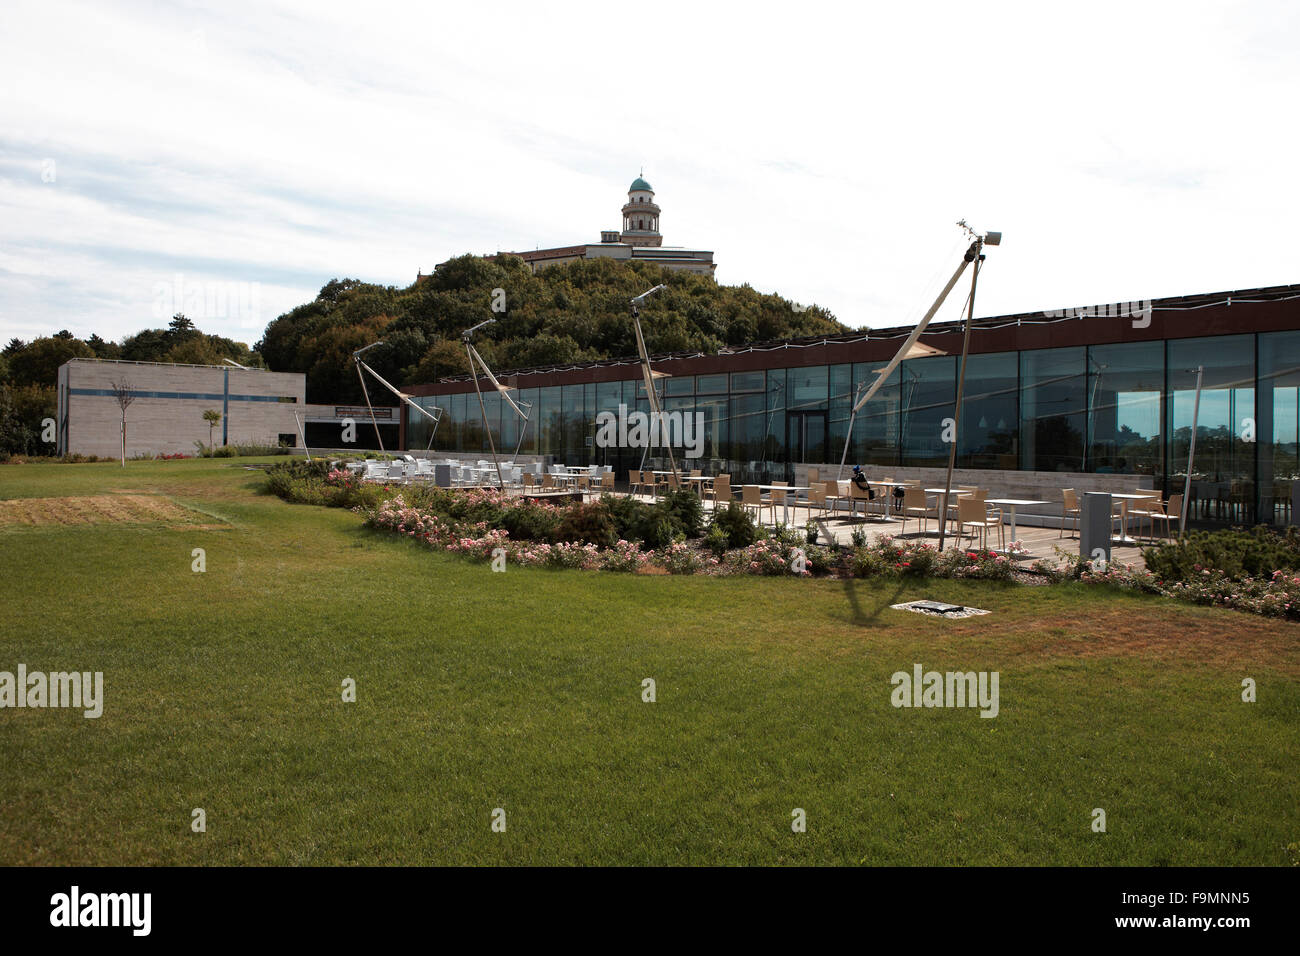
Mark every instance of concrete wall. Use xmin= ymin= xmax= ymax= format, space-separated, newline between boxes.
xmin=59 ymin=360 xmax=305 ymax=458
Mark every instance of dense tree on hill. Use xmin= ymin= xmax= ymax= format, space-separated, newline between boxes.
xmin=256 ymin=256 xmax=845 ymax=404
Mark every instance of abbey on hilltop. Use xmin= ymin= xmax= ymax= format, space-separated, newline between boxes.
xmin=431 ymin=176 xmax=717 ymax=278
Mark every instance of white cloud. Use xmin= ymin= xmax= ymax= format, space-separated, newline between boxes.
xmin=1 ymin=0 xmax=1298 ymax=349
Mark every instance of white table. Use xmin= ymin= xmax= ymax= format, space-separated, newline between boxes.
xmin=1107 ymin=492 xmax=1160 ymax=544
xmin=985 ymin=498 xmax=1048 ymax=555
xmin=746 ymin=485 xmax=809 ymax=526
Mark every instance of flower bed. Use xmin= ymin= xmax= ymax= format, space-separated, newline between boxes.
xmin=266 ymin=465 xmax=1299 ymax=619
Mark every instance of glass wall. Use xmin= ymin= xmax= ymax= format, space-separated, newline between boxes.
xmin=956 ymin=352 xmax=1018 ymax=469
xmin=900 ymin=356 xmax=955 ymax=468
xmin=1086 ymin=341 xmax=1163 ymax=479
xmin=852 ymin=363 xmax=900 ymax=468
xmin=409 ymin=329 xmax=1296 ymax=526
xmin=1260 ymin=330 xmax=1300 ymax=526
xmin=1020 ymin=347 xmax=1085 ymax=472
xmin=1168 ymin=335 xmax=1255 ymax=523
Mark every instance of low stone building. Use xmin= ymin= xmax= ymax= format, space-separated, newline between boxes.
xmin=56 ymin=358 xmax=306 ymax=458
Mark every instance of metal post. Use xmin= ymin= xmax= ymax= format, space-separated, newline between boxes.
xmin=1179 ymin=365 xmax=1203 ymax=539
xmin=937 ymin=244 xmax=982 ymax=550
xmin=467 ymin=342 xmax=506 ymax=491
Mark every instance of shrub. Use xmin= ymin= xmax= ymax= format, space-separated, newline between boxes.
xmin=710 ymin=501 xmax=757 ymax=549
xmin=704 ymin=524 xmax=730 ymax=559
xmin=500 ymin=500 xmax=563 ymax=541
xmin=1143 ymin=526 xmax=1300 ymax=584
xmin=804 ymin=546 xmax=837 ymax=576
xmin=658 ymin=541 xmax=706 ymax=574
xmin=658 ymin=489 xmax=704 ymax=538
xmin=553 ymin=501 xmax=618 ymax=548
xmin=602 ymin=539 xmax=650 ymax=573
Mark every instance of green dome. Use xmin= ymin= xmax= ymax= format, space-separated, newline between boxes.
xmin=629 ymin=177 xmax=653 ymax=193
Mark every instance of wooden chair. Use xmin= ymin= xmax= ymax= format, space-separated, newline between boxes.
xmin=1060 ymin=489 xmax=1080 ymax=538
xmin=1149 ymin=494 xmax=1183 ymax=540
xmin=769 ymin=481 xmax=789 ymax=524
xmin=957 ymin=497 xmax=1005 ymax=551
xmin=741 ymin=484 xmax=775 ymax=525
xmin=899 ymin=487 xmax=937 ymax=537
xmin=848 ymin=480 xmax=874 ymax=521
xmin=808 ymin=481 xmax=827 ymax=517
xmin=822 ymin=480 xmax=846 ymax=519
xmin=706 ymin=475 xmax=732 ymax=508
xmin=1126 ymin=491 xmax=1163 ymax=542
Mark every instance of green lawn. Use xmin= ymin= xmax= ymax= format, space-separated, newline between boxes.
xmin=1 ymin=457 xmax=1297 ymax=865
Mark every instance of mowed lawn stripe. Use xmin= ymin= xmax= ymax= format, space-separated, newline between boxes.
xmin=0 ymin=458 xmax=1296 ymax=865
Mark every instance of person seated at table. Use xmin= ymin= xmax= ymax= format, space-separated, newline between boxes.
xmin=851 ymin=465 xmax=876 ymax=499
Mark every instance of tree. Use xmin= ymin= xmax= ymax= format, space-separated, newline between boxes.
xmin=109 ymin=380 xmax=138 ymax=467
xmin=6 ymin=337 xmax=95 ymax=387
xmin=202 ymin=409 xmax=222 ymax=447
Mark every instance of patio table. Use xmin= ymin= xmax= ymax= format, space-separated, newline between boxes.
xmin=984 ymin=498 xmax=1048 ymax=556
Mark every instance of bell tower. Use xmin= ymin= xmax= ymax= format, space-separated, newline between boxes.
xmin=620 ymin=175 xmax=662 ymax=247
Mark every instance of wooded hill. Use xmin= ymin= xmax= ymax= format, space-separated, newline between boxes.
xmin=256 ymin=255 xmax=846 ymax=404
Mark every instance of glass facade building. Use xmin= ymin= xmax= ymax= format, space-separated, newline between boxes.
xmin=406 ymin=285 xmax=1300 ymax=527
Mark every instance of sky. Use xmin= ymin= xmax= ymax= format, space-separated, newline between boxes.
xmin=2 ymin=0 xmax=1299 ymax=348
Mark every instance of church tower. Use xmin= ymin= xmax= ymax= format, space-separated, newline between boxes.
xmin=620 ymin=175 xmax=662 ymax=247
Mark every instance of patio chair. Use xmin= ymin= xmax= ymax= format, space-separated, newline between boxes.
xmin=808 ymin=481 xmax=827 ymax=516
xmin=1126 ymin=492 xmax=1164 ymax=542
xmin=957 ymin=497 xmax=1005 ymax=551
xmin=741 ymin=484 xmax=775 ymax=526
xmin=848 ymin=480 xmax=874 ymax=521
xmin=706 ymin=475 xmax=732 ymax=508
xmin=1060 ymin=489 xmax=1081 ymax=538
xmin=1150 ymin=494 xmax=1183 ymax=540
xmin=769 ymin=481 xmax=789 ymax=523
xmin=899 ymin=487 xmax=937 ymax=537
xmin=822 ymin=480 xmax=847 ymax=519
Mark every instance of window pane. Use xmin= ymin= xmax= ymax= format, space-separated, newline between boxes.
xmin=828 ymin=364 xmax=853 ymax=466
xmin=901 ymin=356 xmax=955 ymax=467
xmin=664 ymin=374 xmax=694 ymax=396
xmin=956 ymin=352 xmax=1018 ymax=469
xmin=1086 ymin=341 xmax=1163 ymax=478
xmin=1020 ymin=347 xmax=1085 ymax=472
xmin=1260 ymin=330 xmax=1300 ymax=525
xmin=852 ymin=363 xmax=900 ymax=468
xmin=1168 ymin=335 xmax=1255 ymax=523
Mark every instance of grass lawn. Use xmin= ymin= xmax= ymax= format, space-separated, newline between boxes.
xmin=1 ymin=457 xmax=1297 ymax=866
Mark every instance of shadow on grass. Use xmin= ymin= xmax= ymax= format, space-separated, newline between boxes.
xmin=841 ymin=573 xmax=908 ymax=628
